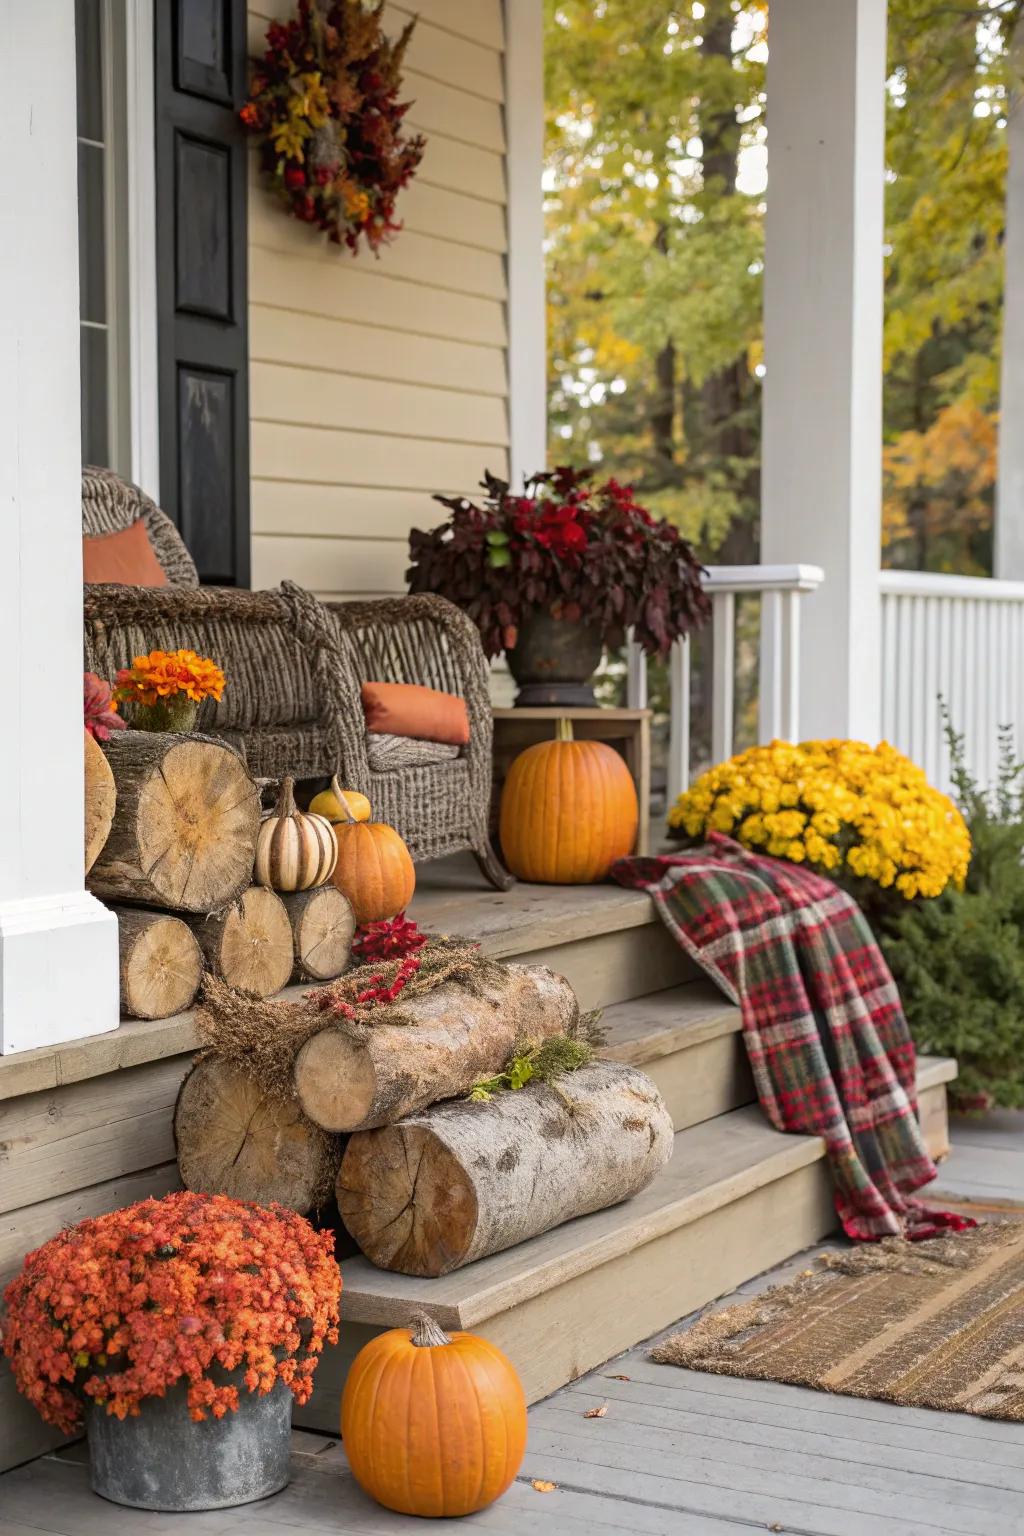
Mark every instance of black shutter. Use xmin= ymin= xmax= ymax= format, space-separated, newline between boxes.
xmin=155 ymin=0 xmax=250 ymax=587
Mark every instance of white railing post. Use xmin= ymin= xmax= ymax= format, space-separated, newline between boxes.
xmin=625 ymin=631 xmax=648 ymax=710
xmin=758 ymin=590 xmax=783 ymax=744
xmin=879 ymin=569 xmax=1024 ymax=793
xmin=664 ymin=564 xmax=823 ymax=803
xmin=667 ymin=637 xmax=692 ymax=804
xmin=711 ymin=592 xmax=736 ymax=765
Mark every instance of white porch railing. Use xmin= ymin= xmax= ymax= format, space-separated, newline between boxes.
xmin=880 ymin=570 xmax=1024 ymax=793
xmin=627 ymin=564 xmax=825 ymax=803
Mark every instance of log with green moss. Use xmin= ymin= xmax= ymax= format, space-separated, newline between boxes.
xmin=337 ymin=1060 xmax=673 ymax=1276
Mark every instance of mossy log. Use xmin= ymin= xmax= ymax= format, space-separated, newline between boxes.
xmin=280 ymin=886 xmax=355 ymax=982
xmin=114 ymin=907 xmax=203 ymax=1020
xmin=87 ymin=731 xmax=260 ymax=911
xmin=337 ymin=1061 xmax=673 ymax=1276
xmin=175 ymin=1058 xmax=341 ymax=1213
xmin=185 ymin=887 xmax=293 ymax=998
xmin=293 ymin=963 xmax=579 ymax=1133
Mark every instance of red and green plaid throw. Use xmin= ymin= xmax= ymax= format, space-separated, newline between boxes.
xmin=613 ymin=833 xmax=974 ymax=1242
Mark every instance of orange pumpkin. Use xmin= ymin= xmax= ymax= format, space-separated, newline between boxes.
xmin=499 ymin=719 xmax=639 ymax=883
xmin=341 ymin=1312 xmax=527 ymax=1517
xmin=330 ymin=815 xmax=415 ymax=923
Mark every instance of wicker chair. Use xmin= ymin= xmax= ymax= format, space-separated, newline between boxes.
xmin=82 ymin=467 xmax=511 ymax=888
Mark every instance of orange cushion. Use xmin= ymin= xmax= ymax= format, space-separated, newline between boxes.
xmin=83 ymin=519 xmax=168 ymax=587
xmin=361 ymin=682 xmax=470 ymax=746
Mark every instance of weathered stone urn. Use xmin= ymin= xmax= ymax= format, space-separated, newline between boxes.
xmin=505 ymin=610 xmax=604 ymax=707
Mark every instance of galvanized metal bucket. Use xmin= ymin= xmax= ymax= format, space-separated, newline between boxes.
xmin=86 ymin=1376 xmax=292 ymax=1511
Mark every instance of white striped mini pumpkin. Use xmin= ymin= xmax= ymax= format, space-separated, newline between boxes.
xmin=254 ymin=777 xmax=338 ymax=892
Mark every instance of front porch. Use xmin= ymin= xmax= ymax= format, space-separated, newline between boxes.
xmin=2 ymin=0 xmax=1022 ymax=1522
xmin=3 ymin=1108 xmax=1020 ymax=1536
xmin=0 ymin=855 xmax=960 ymax=1474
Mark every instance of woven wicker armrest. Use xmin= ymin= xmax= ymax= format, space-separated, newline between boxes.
xmin=325 ymin=595 xmax=491 ymax=716
xmin=83 ymin=582 xmax=342 ymax=736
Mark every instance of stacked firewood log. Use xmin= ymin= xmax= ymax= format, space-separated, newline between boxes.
xmin=86 ymin=731 xmax=354 ymax=1020
xmin=174 ymin=952 xmax=674 ymax=1277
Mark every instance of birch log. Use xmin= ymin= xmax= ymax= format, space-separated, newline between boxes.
xmin=175 ymin=1058 xmax=341 ymax=1213
xmin=337 ymin=1061 xmax=673 ymax=1276
xmin=280 ymin=886 xmax=355 ymax=982
xmin=294 ymin=963 xmax=579 ymax=1133
xmin=114 ymin=907 xmax=203 ymax=1019
xmin=186 ymin=887 xmax=294 ymax=998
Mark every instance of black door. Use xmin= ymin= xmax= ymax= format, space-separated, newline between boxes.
xmin=155 ymin=0 xmax=250 ymax=586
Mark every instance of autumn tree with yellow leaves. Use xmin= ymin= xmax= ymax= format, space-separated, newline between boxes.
xmin=545 ymin=0 xmax=1020 ymax=571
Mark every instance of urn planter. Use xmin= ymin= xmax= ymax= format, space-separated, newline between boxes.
xmin=506 ymin=610 xmax=603 ymax=707
xmin=86 ymin=1374 xmax=292 ymax=1512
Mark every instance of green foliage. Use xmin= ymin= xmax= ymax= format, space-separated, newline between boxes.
xmin=544 ymin=0 xmax=1020 ymax=568
xmin=877 ymin=708 xmax=1024 ymax=1108
xmin=467 ymin=1034 xmax=594 ymax=1102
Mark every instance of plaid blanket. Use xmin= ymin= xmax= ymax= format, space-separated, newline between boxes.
xmin=613 ymin=834 xmax=973 ymax=1242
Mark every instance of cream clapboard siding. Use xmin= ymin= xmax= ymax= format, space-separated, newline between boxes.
xmin=247 ymin=0 xmax=509 ymax=599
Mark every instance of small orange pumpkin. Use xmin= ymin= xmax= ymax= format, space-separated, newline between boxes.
xmin=500 ymin=719 xmax=639 ymax=883
xmin=330 ymin=814 xmax=415 ymax=923
xmin=341 ymin=1311 xmax=527 ymax=1517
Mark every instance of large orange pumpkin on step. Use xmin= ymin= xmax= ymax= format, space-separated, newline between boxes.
xmin=500 ymin=720 xmax=639 ymax=883
xmin=341 ymin=1312 xmax=527 ymax=1517
xmin=330 ymin=815 xmax=415 ymax=923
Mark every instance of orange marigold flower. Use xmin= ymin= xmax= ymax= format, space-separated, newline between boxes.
xmin=2 ymin=1192 xmax=340 ymax=1434
xmin=114 ymin=649 xmax=227 ymax=709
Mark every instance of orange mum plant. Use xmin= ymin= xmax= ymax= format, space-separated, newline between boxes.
xmin=115 ymin=649 xmax=226 ymax=708
xmin=1 ymin=1191 xmax=341 ymax=1432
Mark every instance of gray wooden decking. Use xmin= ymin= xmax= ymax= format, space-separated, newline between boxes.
xmin=2 ymin=1115 xmax=1023 ymax=1536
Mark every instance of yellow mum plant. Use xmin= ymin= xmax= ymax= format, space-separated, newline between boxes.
xmin=668 ymin=740 xmax=970 ymax=901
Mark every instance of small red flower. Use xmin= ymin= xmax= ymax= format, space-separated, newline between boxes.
xmin=352 ymin=912 xmax=428 ymax=962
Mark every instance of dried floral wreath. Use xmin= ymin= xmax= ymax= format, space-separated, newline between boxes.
xmin=241 ymin=0 xmax=426 ymax=253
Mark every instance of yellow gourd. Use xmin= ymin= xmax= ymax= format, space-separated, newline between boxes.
xmin=309 ymin=774 xmax=372 ymax=825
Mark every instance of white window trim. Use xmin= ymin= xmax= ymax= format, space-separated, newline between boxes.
xmin=503 ymin=0 xmax=547 ymax=486
xmin=124 ymin=0 xmax=160 ymax=500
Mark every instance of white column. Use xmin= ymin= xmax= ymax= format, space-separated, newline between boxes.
xmin=996 ymin=57 xmax=1024 ymax=578
xmin=760 ymin=0 xmax=887 ymax=742
xmin=0 ymin=0 xmax=119 ymax=1054
xmin=504 ymin=0 xmax=547 ymax=485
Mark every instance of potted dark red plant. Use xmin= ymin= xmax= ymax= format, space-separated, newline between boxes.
xmin=407 ymin=468 xmax=710 ymax=705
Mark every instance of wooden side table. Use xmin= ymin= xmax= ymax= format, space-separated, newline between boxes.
xmin=491 ymin=707 xmax=652 ymax=854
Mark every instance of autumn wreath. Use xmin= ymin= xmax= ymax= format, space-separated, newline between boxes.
xmin=242 ymin=0 xmax=426 ymax=253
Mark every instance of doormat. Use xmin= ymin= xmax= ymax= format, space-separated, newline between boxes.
xmin=651 ymin=1223 xmax=1024 ymax=1421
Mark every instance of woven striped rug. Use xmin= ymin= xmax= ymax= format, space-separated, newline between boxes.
xmin=652 ymin=1223 xmax=1024 ymax=1420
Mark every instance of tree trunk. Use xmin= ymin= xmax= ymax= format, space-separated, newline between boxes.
xmin=294 ymin=963 xmax=579 ymax=1133
xmin=280 ymin=886 xmax=355 ymax=982
xmin=84 ymin=729 xmax=117 ymax=875
xmin=87 ymin=731 xmax=260 ymax=911
xmin=175 ymin=1058 xmax=341 ymax=1213
xmin=114 ymin=907 xmax=204 ymax=1020
xmin=186 ymin=887 xmax=293 ymax=998
xmin=338 ymin=1061 xmax=673 ymax=1276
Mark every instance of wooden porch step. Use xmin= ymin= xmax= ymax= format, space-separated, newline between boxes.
xmin=299 ymin=1106 xmax=836 ymax=1421
xmin=599 ymin=981 xmax=748 ymax=1131
xmin=298 ymin=1051 xmax=959 ymax=1423
xmin=410 ymin=862 xmax=695 ymax=1011
xmin=595 ymin=980 xmax=956 ymax=1153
